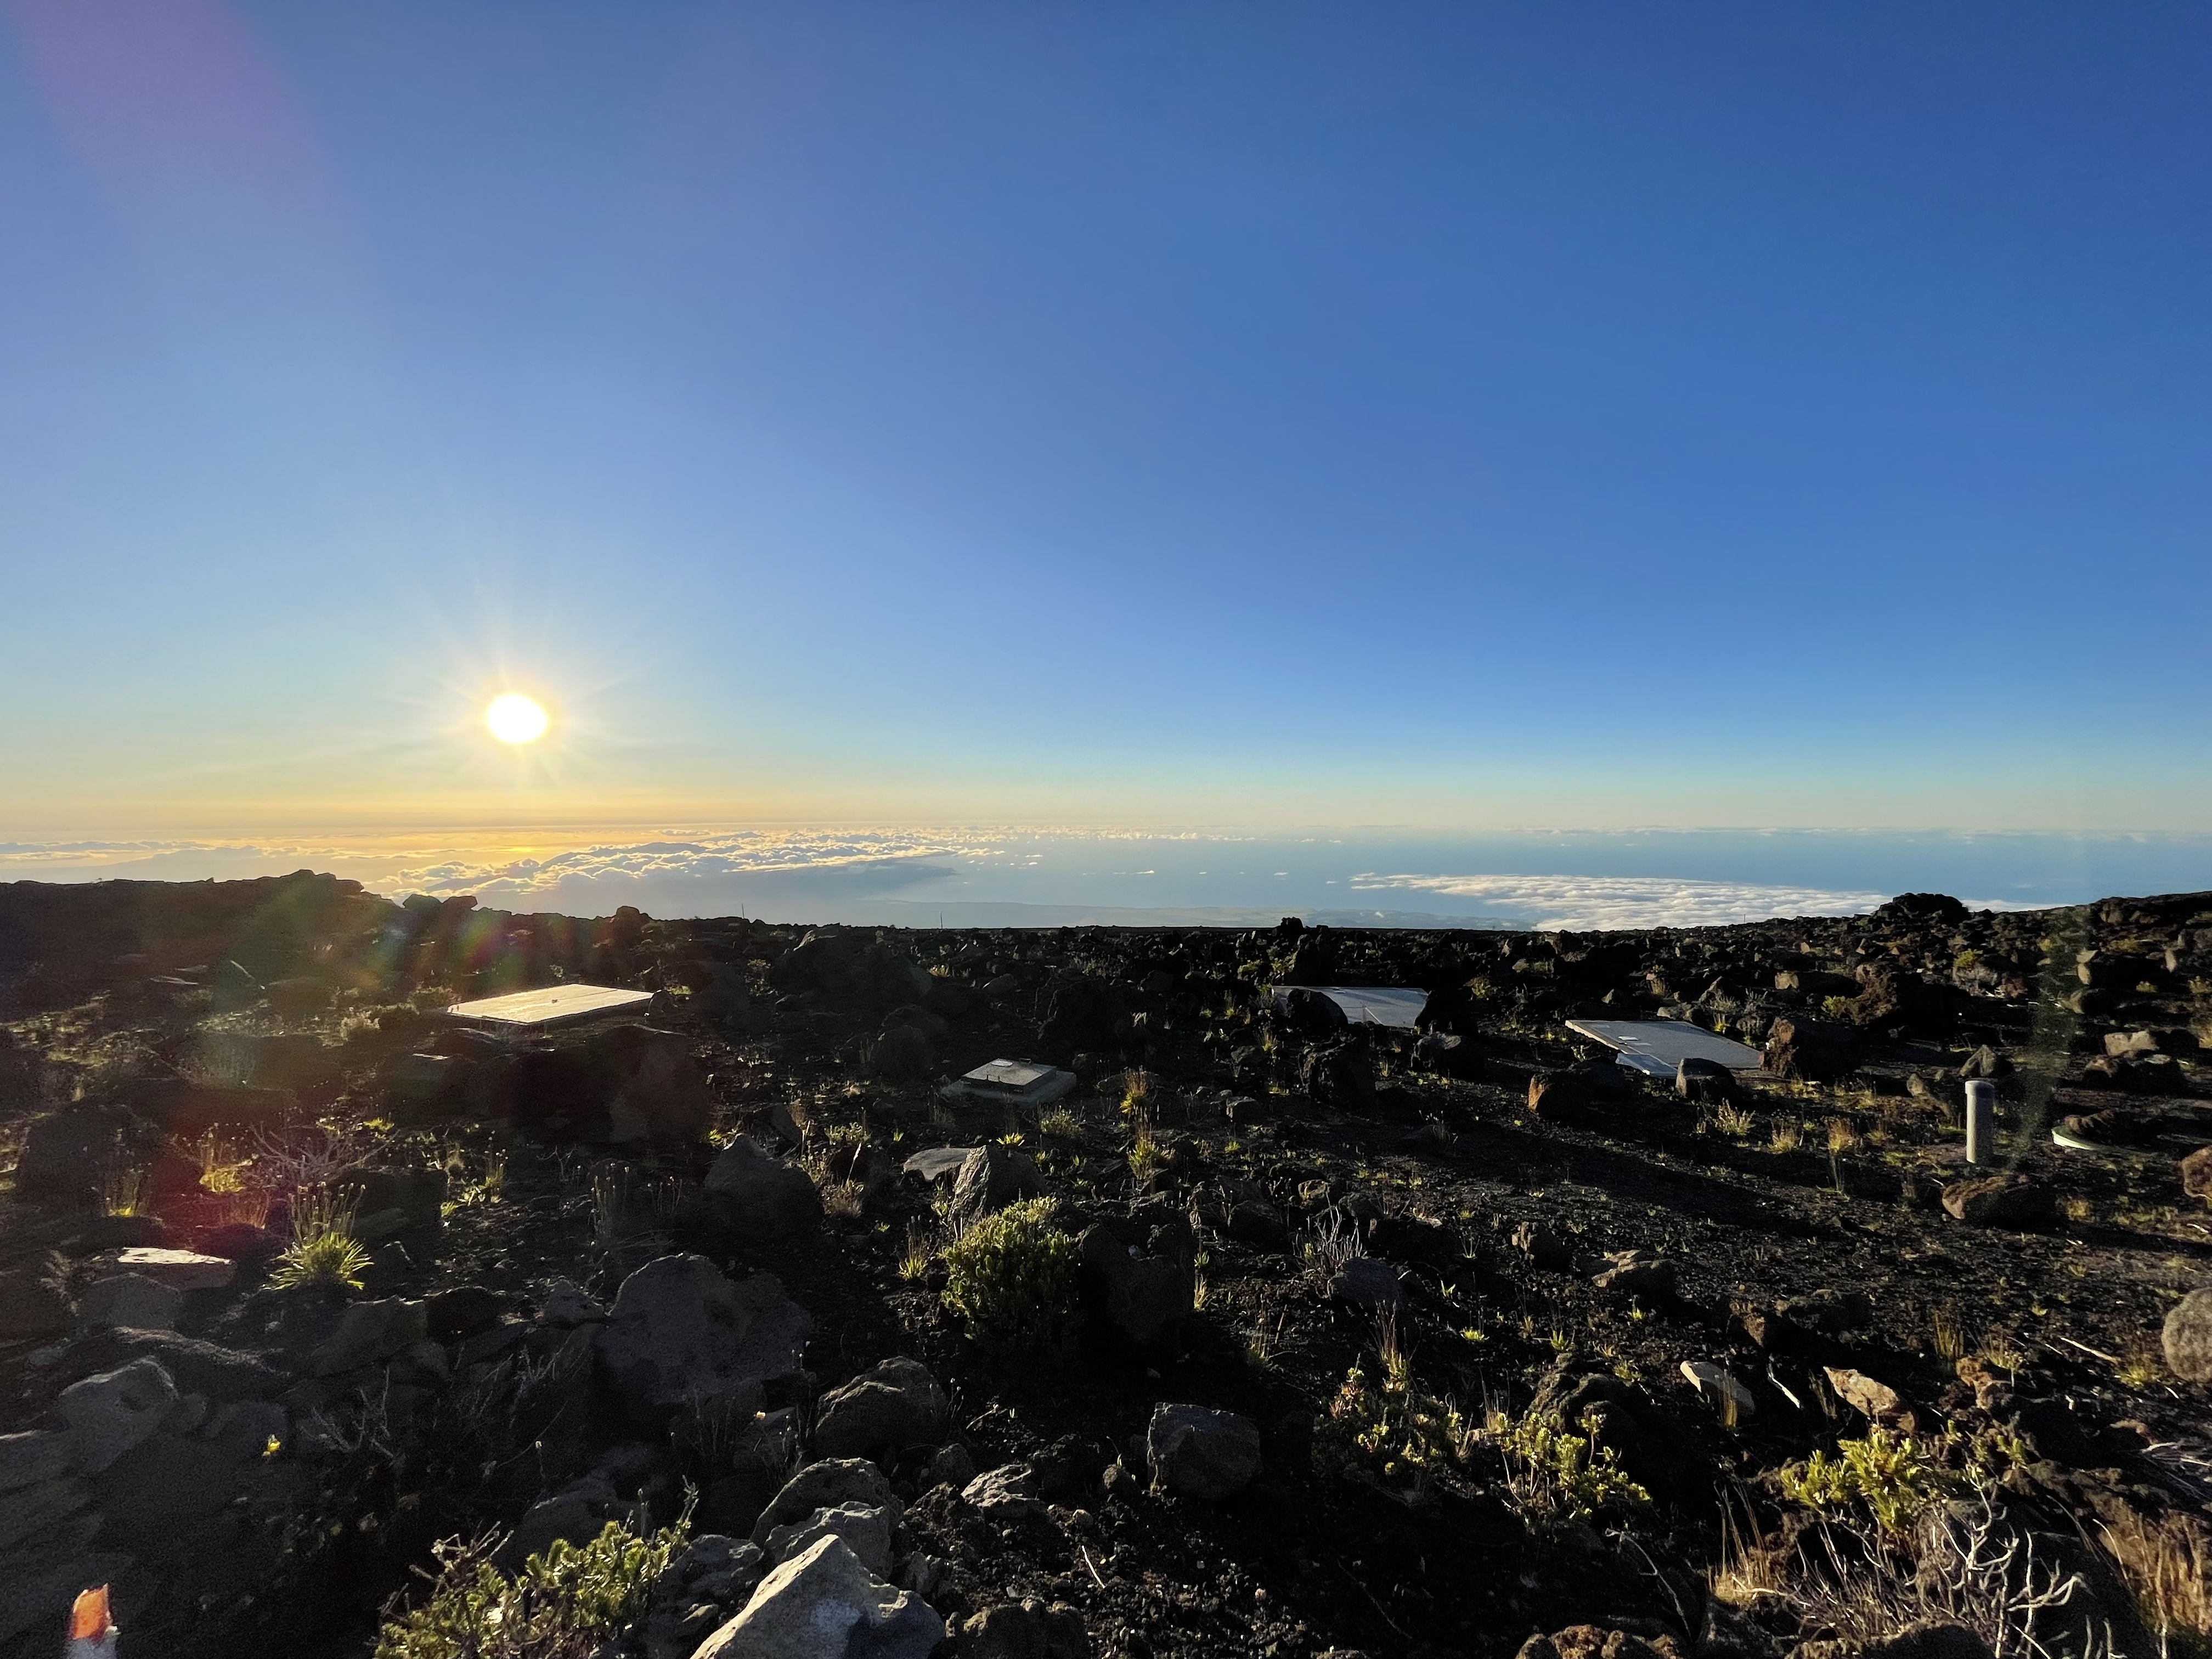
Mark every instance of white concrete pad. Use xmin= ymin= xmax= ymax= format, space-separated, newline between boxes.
xmin=444 ymin=984 xmax=655 ymax=1030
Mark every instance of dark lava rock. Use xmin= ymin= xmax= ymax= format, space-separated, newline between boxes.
xmin=1942 ymin=1175 xmax=2056 ymax=1229
xmin=811 ymin=1357 xmax=946 ymax=1460
xmin=2162 ymin=1287 xmax=2212 ymax=1382
xmin=959 ymin=1599 xmax=1091 ymax=1659
xmin=1077 ymin=1225 xmax=1190 ymax=1348
xmin=1146 ymin=1403 xmax=1260 ymax=1500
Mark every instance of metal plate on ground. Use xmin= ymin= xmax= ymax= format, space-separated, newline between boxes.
xmin=1269 ymin=986 xmax=1431 ymax=1029
xmin=444 ymin=984 xmax=656 ymax=1030
xmin=1565 ymin=1018 xmax=1765 ymax=1077
xmin=940 ymin=1058 xmax=1077 ymax=1108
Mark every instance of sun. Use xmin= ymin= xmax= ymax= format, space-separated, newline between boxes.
xmin=485 ymin=692 xmax=550 ymax=744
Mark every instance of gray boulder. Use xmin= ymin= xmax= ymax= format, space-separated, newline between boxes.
xmin=812 ymin=1357 xmax=946 ymax=1460
xmin=1146 ymin=1404 xmax=1260 ymax=1500
xmin=691 ymin=1534 xmax=942 ymax=1659
xmin=950 ymin=1143 xmax=1049 ymax=1230
xmin=1592 ymin=1252 xmax=1678 ymax=1298
xmin=763 ymin=1501 xmax=895 ymax=1576
xmin=751 ymin=1459 xmax=900 ymax=1545
xmin=600 ymin=1255 xmax=811 ymax=1423
xmin=702 ymin=1139 xmax=825 ymax=1243
xmin=0 ymin=1430 xmax=75 ymax=1492
xmin=959 ymin=1598 xmax=1093 ymax=1659
xmin=962 ymin=1463 xmax=1043 ymax=1519
xmin=58 ymin=1357 xmax=176 ymax=1472
xmin=78 ymin=1272 xmax=183 ymax=1331
xmin=2162 ymin=1288 xmax=2212 ymax=1383
xmin=0 ymin=1267 xmax=71 ymax=1340
xmin=642 ymin=1534 xmax=766 ymax=1659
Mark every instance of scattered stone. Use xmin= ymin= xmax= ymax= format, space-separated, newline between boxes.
xmin=1328 ymin=1257 xmax=1403 ymax=1308
xmin=1511 ymin=1222 xmax=1574 ymax=1272
xmin=309 ymin=1296 xmax=430 ymax=1376
xmin=812 ymin=1357 xmax=946 ymax=1460
xmin=1145 ymin=1404 xmax=1261 ymax=1500
xmin=642 ymin=1534 xmax=767 ymax=1659
xmin=600 ymin=1255 xmax=812 ymax=1423
xmin=57 ymin=1356 xmax=177 ymax=1472
xmin=2181 ymin=1147 xmax=2212 ymax=1203
xmin=1942 ymin=1175 xmax=2056 ymax=1229
xmin=901 ymin=1146 xmax=977 ymax=1183
xmin=112 ymin=1246 xmax=235 ymax=1291
xmin=2161 ymin=1288 xmax=2212 ymax=1383
xmin=1677 ymin=1057 xmax=1736 ymax=1103
xmin=690 ymin=1534 xmax=942 ymax=1659
xmin=702 ymin=1139 xmax=825 ymax=1243
xmin=763 ymin=1501 xmax=895 ymax=1575
xmin=752 ymin=1459 xmax=900 ymax=1545
xmin=78 ymin=1272 xmax=183 ymax=1331
xmin=1679 ymin=1360 xmax=1755 ymax=1420
xmin=959 ymin=1598 xmax=1093 ymax=1659
xmin=963 ymin=1463 xmax=1044 ymax=1519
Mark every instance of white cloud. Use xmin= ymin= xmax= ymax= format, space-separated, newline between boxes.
xmin=1349 ymin=872 xmax=1893 ymax=930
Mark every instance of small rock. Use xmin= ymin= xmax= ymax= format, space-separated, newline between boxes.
xmin=540 ymin=1277 xmax=608 ymax=1325
xmin=1592 ymin=1252 xmax=1677 ymax=1298
xmin=1328 ymin=1257 xmax=1402 ymax=1308
xmin=897 ymin=1552 xmax=950 ymax=1598
xmin=963 ymin=1463 xmax=1043 ymax=1519
xmin=1679 ymin=1360 xmax=1756 ymax=1420
xmin=751 ymin=1459 xmax=900 ymax=1544
xmin=309 ymin=1297 xmax=430 ymax=1376
xmin=1077 ymin=1225 xmax=1192 ymax=1347
xmin=426 ymin=1283 xmax=506 ymax=1339
xmin=78 ymin=1273 xmax=183 ymax=1331
xmin=925 ymin=1442 xmax=977 ymax=1492
xmin=950 ymin=1143 xmax=1050 ymax=1231
xmin=1942 ymin=1175 xmax=2056 ymax=1229
xmin=901 ymin=1146 xmax=977 ymax=1183
xmin=690 ymin=1534 xmax=942 ymax=1659
xmin=1677 ymin=1057 xmax=1735 ymax=1103
xmin=1825 ymin=1367 xmax=1916 ymax=1431
xmin=0 ymin=1430 xmax=76 ymax=1492
xmin=1862 ymin=1623 xmax=1995 ymax=1659
xmin=2181 ymin=1147 xmax=2212 ymax=1203
xmin=58 ymin=1357 xmax=177 ymax=1472
xmin=811 ymin=1357 xmax=946 ymax=1460
xmin=763 ymin=1501 xmax=894 ymax=1575
xmin=1145 ymin=1404 xmax=1261 ymax=1500
xmin=960 ymin=1597 xmax=1093 ymax=1659
xmin=1510 ymin=1222 xmax=1573 ymax=1271
xmin=0 ymin=1269 xmax=72 ymax=1340
xmin=113 ymin=1247 xmax=235 ymax=1291
xmin=2161 ymin=1288 xmax=2212 ymax=1383
xmin=600 ymin=1255 xmax=812 ymax=1423
xmin=703 ymin=1139 xmax=825 ymax=1242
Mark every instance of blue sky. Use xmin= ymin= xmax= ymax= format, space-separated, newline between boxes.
xmin=2 ymin=1 xmax=2205 ymax=836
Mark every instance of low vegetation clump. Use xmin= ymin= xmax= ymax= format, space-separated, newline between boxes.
xmin=374 ymin=1517 xmax=689 ymax=1659
xmin=1318 ymin=1324 xmax=1470 ymax=1492
xmin=1486 ymin=1407 xmax=1650 ymax=1534
xmin=269 ymin=1183 xmax=370 ymax=1290
xmin=942 ymin=1196 xmax=1081 ymax=1352
xmin=1779 ymin=1429 xmax=1960 ymax=1539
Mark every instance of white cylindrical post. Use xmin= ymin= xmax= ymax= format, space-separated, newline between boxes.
xmin=1964 ymin=1079 xmax=1996 ymax=1166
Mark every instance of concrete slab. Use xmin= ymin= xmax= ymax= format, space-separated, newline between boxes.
xmin=444 ymin=984 xmax=654 ymax=1030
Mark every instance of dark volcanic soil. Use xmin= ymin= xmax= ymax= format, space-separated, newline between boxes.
xmin=2 ymin=874 xmax=2210 ymax=1659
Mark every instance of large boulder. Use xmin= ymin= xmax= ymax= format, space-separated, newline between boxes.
xmin=607 ymin=1037 xmax=718 ymax=1145
xmin=702 ymin=1139 xmax=824 ymax=1243
xmin=762 ymin=1502 xmax=895 ymax=1576
xmin=77 ymin=1273 xmax=183 ymax=1331
xmin=1146 ymin=1404 xmax=1260 ymax=1500
xmin=691 ymin=1534 xmax=941 ymax=1659
xmin=1299 ymin=1042 xmax=1376 ymax=1113
xmin=812 ymin=1358 xmax=946 ymax=1460
xmin=600 ymin=1255 xmax=812 ymax=1423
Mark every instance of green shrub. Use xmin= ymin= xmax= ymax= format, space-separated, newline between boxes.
xmin=269 ymin=1183 xmax=369 ymax=1290
xmin=375 ymin=1516 xmax=689 ymax=1659
xmin=1779 ymin=1428 xmax=1959 ymax=1539
xmin=941 ymin=1197 xmax=1081 ymax=1353
xmin=1488 ymin=1407 xmax=1650 ymax=1533
xmin=1320 ymin=1347 xmax=1469 ymax=1490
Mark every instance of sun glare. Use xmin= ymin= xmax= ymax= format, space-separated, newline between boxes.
xmin=486 ymin=692 xmax=549 ymax=744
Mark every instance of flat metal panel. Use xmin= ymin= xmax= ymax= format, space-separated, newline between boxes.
xmin=1268 ymin=986 xmax=1431 ymax=1029
xmin=1565 ymin=1018 xmax=1765 ymax=1075
xmin=445 ymin=984 xmax=656 ymax=1029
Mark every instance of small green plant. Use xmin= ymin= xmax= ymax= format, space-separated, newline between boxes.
xmin=1779 ymin=1428 xmax=1959 ymax=1539
xmin=1714 ymin=1102 xmax=1756 ymax=1138
xmin=1769 ymin=1120 xmax=1804 ymax=1154
xmin=1038 ymin=1106 xmax=1082 ymax=1139
xmin=1321 ymin=1315 xmax=1470 ymax=1490
xmin=1119 ymin=1068 xmax=1153 ymax=1119
xmin=101 ymin=1162 xmax=150 ymax=1218
xmin=269 ymin=1185 xmax=370 ymax=1290
xmin=1931 ymin=1305 xmax=1965 ymax=1363
xmin=196 ymin=1129 xmax=253 ymax=1195
xmin=941 ymin=1197 xmax=1081 ymax=1353
xmin=375 ymin=1515 xmax=690 ymax=1659
xmin=1821 ymin=995 xmax=1857 ymax=1019
xmin=1126 ymin=1110 xmax=1167 ymax=1186
xmin=898 ymin=1222 xmax=933 ymax=1282
xmin=1488 ymin=1407 xmax=1649 ymax=1533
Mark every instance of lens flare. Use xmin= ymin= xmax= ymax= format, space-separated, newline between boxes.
xmin=485 ymin=693 xmax=549 ymax=744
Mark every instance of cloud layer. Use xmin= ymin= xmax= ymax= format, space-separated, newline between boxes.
xmin=1349 ymin=872 xmax=1895 ymax=931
